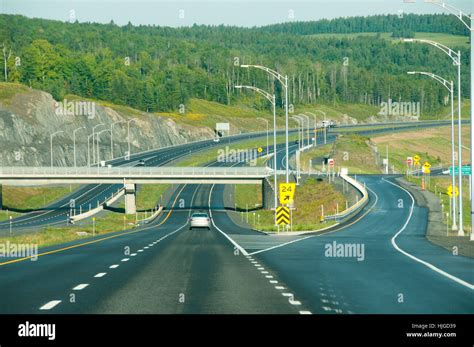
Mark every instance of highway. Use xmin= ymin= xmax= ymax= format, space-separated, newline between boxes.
xmin=0 ymin=121 xmax=472 ymax=314
xmin=0 ymin=130 xmax=285 ymax=233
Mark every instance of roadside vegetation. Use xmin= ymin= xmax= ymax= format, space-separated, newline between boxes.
xmin=2 ymin=185 xmax=77 ymax=211
xmin=0 ymin=212 xmax=140 ymax=250
xmin=372 ymin=125 xmax=470 ymax=173
xmin=407 ymin=175 xmax=471 ymax=234
xmin=233 ymin=177 xmax=346 ymax=232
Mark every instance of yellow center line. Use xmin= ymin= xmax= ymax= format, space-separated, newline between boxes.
xmin=0 ymin=185 xmax=187 ymax=267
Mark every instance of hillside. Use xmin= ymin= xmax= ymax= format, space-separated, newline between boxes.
xmin=0 ymin=13 xmax=470 ymax=118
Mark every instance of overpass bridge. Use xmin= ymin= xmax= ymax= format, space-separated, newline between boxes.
xmin=0 ymin=166 xmax=276 ymax=214
xmin=0 ymin=166 xmax=273 ymax=185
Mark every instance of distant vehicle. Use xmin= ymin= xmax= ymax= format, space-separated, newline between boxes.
xmin=137 ymin=159 xmax=146 ymax=166
xmin=213 ymin=137 xmax=220 ymax=143
xmin=321 ymin=120 xmax=336 ymax=128
xmin=100 ymin=160 xmax=106 ymax=167
xmin=189 ymin=212 xmax=211 ymax=230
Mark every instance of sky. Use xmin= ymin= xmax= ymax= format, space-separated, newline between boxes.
xmin=0 ymin=0 xmax=473 ymax=27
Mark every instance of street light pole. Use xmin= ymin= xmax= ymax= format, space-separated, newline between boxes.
xmin=240 ymin=65 xmax=289 ymax=183
xmin=127 ymin=118 xmax=137 ymax=160
xmin=257 ymin=117 xmax=269 ymax=155
xmin=403 ymin=37 xmax=464 ymax=233
xmin=306 ymin=112 xmax=318 ymax=147
xmin=404 ymin=0 xmax=474 ymax=239
xmin=87 ymin=134 xmax=94 ymax=167
xmin=50 ymin=130 xmax=64 ymax=168
xmin=111 ymin=120 xmax=125 ymax=160
xmin=314 ymin=110 xmax=327 ymax=144
xmin=92 ymin=123 xmax=104 ymax=165
xmin=73 ymin=127 xmax=86 ymax=168
xmin=298 ymin=114 xmax=310 ymax=147
xmin=235 ymin=85 xmax=278 ymax=224
xmin=408 ymin=71 xmax=457 ymax=230
xmin=96 ymin=129 xmax=111 ymax=167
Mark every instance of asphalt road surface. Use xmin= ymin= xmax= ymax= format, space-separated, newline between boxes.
xmin=0 ymin=122 xmax=472 ymax=314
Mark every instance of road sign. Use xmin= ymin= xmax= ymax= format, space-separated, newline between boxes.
xmin=422 ymin=161 xmax=431 ymax=174
xmin=449 ymin=166 xmax=471 ymax=176
xmin=406 ymin=157 xmax=413 ymax=165
xmin=413 ymin=155 xmax=421 ymax=165
xmin=447 ymin=185 xmax=459 ymax=198
xmin=328 ymin=158 xmax=335 ymax=167
xmin=279 ymin=183 xmax=296 ymax=205
xmin=276 ymin=206 xmax=290 ymax=225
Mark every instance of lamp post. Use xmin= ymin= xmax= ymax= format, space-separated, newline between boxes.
xmin=50 ymin=130 xmax=64 ymax=167
xmin=96 ymin=129 xmax=111 ymax=167
xmin=240 ymin=65 xmax=289 ymax=183
xmin=127 ymin=118 xmax=138 ymax=160
xmin=235 ymin=85 xmax=278 ymax=224
xmin=111 ymin=120 xmax=125 ymax=160
xmin=297 ymin=113 xmax=311 ymax=147
xmin=403 ymin=0 xmax=474 ymax=239
xmin=256 ymin=117 xmax=270 ymax=155
xmin=292 ymin=115 xmax=305 ymax=150
xmin=92 ymin=123 xmax=104 ymax=164
xmin=408 ymin=71 xmax=457 ymax=231
xmin=305 ymin=112 xmax=318 ymax=147
xmin=403 ymin=37 xmax=464 ymax=233
xmin=73 ymin=127 xmax=86 ymax=168
xmin=314 ymin=110 xmax=327 ymax=144
xmin=87 ymin=134 xmax=94 ymax=167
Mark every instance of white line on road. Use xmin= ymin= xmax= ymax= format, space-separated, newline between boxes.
xmin=299 ymin=310 xmax=312 ymax=314
xmin=208 ymin=184 xmax=248 ymax=256
xmin=109 ymin=264 xmax=119 ymax=269
xmin=39 ymin=300 xmax=61 ymax=310
xmin=121 ymin=258 xmax=129 ymax=262
xmin=73 ymin=284 xmax=89 ymax=290
xmin=383 ymin=178 xmax=474 ymax=290
xmin=94 ymin=272 xmax=107 ymax=278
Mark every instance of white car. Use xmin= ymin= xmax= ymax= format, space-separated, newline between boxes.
xmin=213 ymin=137 xmax=220 ymax=143
xmin=189 ymin=212 xmax=211 ymax=230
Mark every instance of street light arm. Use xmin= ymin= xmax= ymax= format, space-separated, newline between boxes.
xmin=235 ymin=85 xmax=275 ymax=104
xmin=424 ymin=1 xmax=473 ymax=30
xmin=240 ymin=65 xmax=287 ymax=87
xmin=403 ymin=38 xmax=460 ymax=64
xmin=407 ymin=71 xmax=453 ymax=92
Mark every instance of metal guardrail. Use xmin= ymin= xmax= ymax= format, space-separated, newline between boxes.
xmin=324 ymin=172 xmax=369 ymax=221
xmin=0 ymin=166 xmax=273 ymax=178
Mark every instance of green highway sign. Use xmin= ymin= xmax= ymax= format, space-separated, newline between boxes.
xmin=449 ymin=166 xmax=471 ymax=176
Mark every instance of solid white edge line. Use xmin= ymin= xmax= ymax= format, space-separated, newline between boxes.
xmin=208 ymin=184 xmax=248 ymax=256
xmin=383 ymin=177 xmax=474 ymax=290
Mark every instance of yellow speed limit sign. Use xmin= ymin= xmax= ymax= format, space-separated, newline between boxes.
xmin=447 ymin=185 xmax=459 ymax=198
xmin=413 ymin=155 xmax=421 ymax=165
xmin=279 ymin=183 xmax=296 ymax=205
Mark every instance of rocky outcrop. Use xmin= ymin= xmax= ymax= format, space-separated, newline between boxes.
xmin=0 ymin=86 xmax=213 ymax=167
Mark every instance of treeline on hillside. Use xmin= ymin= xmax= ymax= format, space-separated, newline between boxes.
xmin=0 ymin=14 xmax=470 ymax=114
xmin=260 ymin=14 xmax=470 ymax=37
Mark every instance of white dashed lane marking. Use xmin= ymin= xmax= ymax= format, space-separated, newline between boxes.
xmin=110 ymin=264 xmax=119 ymax=269
xmin=121 ymin=258 xmax=130 ymax=262
xmin=94 ymin=272 xmax=107 ymax=278
xmin=39 ymin=300 xmax=61 ymax=310
xmin=73 ymin=284 xmax=89 ymax=290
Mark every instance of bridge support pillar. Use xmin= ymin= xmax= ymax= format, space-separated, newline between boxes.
xmin=124 ymin=183 xmax=136 ymax=215
xmin=262 ymin=178 xmax=274 ymax=210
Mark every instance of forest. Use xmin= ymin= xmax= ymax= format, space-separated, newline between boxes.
xmin=0 ymin=13 xmax=471 ymax=114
